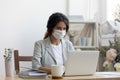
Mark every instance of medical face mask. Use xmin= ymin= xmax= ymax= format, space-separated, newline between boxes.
xmin=52 ymin=30 xmax=66 ymax=40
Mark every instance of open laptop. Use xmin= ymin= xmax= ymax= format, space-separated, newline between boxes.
xmin=64 ymin=50 xmax=99 ymax=76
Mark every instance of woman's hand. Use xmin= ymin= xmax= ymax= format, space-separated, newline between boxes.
xmin=39 ymin=67 xmax=51 ymax=74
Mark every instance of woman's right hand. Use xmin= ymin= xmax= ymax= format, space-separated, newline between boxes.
xmin=39 ymin=67 xmax=51 ymax=74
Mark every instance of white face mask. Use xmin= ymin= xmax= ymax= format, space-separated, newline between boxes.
xmin=52 ymin=30 xmax=66 ymax=40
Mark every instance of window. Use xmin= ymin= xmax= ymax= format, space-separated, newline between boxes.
xmin=107 ymin=0 xmax=120 ymax=21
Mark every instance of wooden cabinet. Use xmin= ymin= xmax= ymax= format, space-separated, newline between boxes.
xmin=66 ymin=20 xmax=99 ymax=50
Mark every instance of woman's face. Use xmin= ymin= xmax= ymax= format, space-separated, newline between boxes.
xmin=53 ymin=21 xmax=66 ymax=31
xmin=51 ymin=21 xmax=67 ymax=40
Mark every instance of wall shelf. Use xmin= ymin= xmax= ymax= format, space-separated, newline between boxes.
xmin=66 ymin=20 xmax=99 ymax=50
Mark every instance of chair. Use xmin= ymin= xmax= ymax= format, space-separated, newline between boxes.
xmin=14 ymin=50 xmax=32 ymax=74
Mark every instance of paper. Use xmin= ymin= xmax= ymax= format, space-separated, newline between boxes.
xmin=29 ymin=71 xmax=47 ymax=76
xmin=95 ymin=72 xmax=120 ymax=77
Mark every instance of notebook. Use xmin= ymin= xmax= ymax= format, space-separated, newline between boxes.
xmin=18 ymin=69 xmax=48 ymax=79
xmin=64 ymin=50 xmax=99 ymax=76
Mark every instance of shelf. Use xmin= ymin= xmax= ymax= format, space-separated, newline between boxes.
xmin=66 ymin=20 xmax=99 ymax=49
xmin=74 ymin=46 xmax=97 ymax=49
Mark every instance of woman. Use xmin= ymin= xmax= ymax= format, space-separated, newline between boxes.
xmin=32 ymin=12 xmax=74 ymax=74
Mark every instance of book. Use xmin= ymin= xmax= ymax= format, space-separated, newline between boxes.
xmin=18 ymin=69 xmax=48 ymax=79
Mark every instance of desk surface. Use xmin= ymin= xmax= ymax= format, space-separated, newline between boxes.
xmin=1 ymin=72 xmax=120 ymax=80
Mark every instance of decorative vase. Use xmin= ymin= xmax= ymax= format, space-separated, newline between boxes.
xmin=80 ymin=37 xmax=87 ymax=46
xmin=5 ymin=59 xmax=14 ymax=77
xmin=69 ymin=36 xmax=74 ymax=45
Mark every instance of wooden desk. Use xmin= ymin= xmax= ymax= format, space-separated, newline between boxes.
xmin=1 ymin=72 xmax=120 ymax=80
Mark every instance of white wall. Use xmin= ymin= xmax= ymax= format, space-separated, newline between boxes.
xmin=0 ymin=0 xmax=67 ymax=55
xmin=0 ymin=0 xmax=67 ymax=75
xmin=107 ymin=0 xmax=120 ymax=21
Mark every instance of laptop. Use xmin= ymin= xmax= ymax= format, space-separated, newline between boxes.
xmin=64 ymin=50 xmax=99 ymax=76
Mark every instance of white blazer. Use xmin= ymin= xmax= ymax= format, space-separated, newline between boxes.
xmin=32 ymin=37 xmax=74 ymax=69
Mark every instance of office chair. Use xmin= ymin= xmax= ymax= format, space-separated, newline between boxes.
xmin=14 ymin=50 xmax=32 ymax=74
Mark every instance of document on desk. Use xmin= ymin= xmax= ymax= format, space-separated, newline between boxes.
xmin=28 ymin=71 xmax=47 ymax=76
xmin=19 ymin=69 xmax=48 ymax=79
xmin=96 ymin=72 xmax=120 ymax=77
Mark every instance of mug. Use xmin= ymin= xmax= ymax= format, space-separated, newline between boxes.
xmin=51 ymin=65 xmax=65 ymax=79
